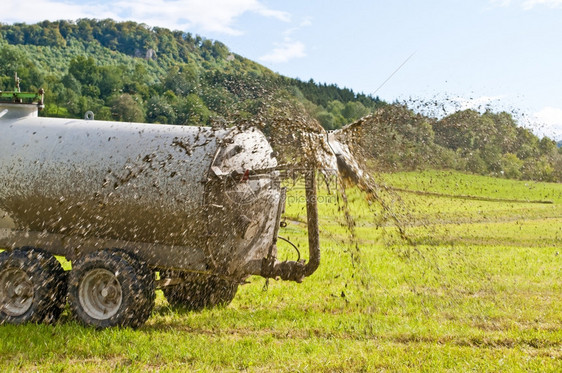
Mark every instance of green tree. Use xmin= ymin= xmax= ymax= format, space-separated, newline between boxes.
xmin=0 ymin=45 xmax=43 ymax=91
xmin=316 ymin=111 xmax=337 ymax=130
xmin=539 ymin=137 xmax=557 ymax=156
xmin=175 ymin=93 xmax=210 ymax=125
xmin=341 ymin=101 xmax=369 ymax=122
xmin=324 ymin=100 xmax=346 ymax=129
xmin=465 ymin=150 xmax=488 ymax=174
xmin=514 ymin=127 xmax=540 ymax=160
xmin=146 ymin=95 xmax=176 ymax=124
xmin=522 ymin=156 xmax=555 ymax=182
xmin=500 ymin=153 xmax=523 ymax=179
xmin=111 ymin=94 xmax=145 ymax=122
xmin=98 ymin=65 xmax=124 ymax=98
xmin=211 ymin=41 xmax=229 ymax=59
xmin=163 ymin=64 xmax=199 ymax=96
xmin=61 ymin=73 xmax=82 ymax=95
xmin=68 ymin=56 xmax=99 ymax=86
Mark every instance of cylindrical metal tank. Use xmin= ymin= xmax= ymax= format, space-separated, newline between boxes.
xmin=0 ymin=102 xmax=282 ymax=279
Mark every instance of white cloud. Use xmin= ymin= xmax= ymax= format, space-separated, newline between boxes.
xmin=112 ymin=0 xmax=290 ymax=35
xmin=1 ymin=0 xmax=290 ymax=36
xmin=260 ymin=17 xmax=310 ymax=64
xmin=2 ymin=1 xmax=114 ymax=24
xmin=522 ymin=0 xmax=562 ymax=9
xmin=259 ymin=39 xmax=306 ymax=63
xmin=532 ymin=107 xmax=562 ymax=140
xmin=283 ymin=16 xmax=313 ymax=37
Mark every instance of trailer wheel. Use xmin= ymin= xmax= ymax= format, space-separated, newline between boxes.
xmin=68 ymin=249 xmax=152 ymax=328
xmin=111 ymin=249 xmax=155 ymax=327
xmin=163 ymin=275 xmax=238 ymax=311
xmin=0 ymin=248 xmax=67 ymax=325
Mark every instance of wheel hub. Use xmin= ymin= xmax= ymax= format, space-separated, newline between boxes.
xmin=78 ymin=268 xmax=123 ymax=320
xmin=0 ymin=268 xmax=34 ymax=316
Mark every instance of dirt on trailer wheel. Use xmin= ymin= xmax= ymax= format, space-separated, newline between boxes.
xmin=67 ymin=249 xmax=154 ymax=328
xmin=0 ymin=247 xmax=66 ymax=324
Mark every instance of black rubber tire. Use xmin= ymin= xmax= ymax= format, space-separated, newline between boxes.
xmin=0 ymin=247 xmax=67 ymax=325
xmin=163 ymin=274 xmax=238 ymax=311
xmin=111 ymin=249 xmax=155 ymax=327
xmin=68 ymin=249 xmax=151 ymax=328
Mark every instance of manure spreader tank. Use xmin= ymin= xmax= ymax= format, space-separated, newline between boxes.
xmin=0 ymin=86 xmax=320 ymax=328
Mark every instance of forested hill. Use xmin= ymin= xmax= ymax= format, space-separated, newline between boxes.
xmin=0 ymin=19 xmax=560 ymax=182
xmin=0 ymin=19 xmax=382 ymax=129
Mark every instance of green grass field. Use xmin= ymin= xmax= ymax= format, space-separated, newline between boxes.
xmin=1 ymin=170 xmax=561 ymax=372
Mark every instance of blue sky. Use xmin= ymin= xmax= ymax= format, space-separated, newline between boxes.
xmin=3 ymin=0 xmax=562 ymax=140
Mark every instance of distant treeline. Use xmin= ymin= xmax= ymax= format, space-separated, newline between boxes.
xmin=356 ymin=106 xmax=562 ymax=182
xmin=0 ymin=19 xmax=560 ymax=182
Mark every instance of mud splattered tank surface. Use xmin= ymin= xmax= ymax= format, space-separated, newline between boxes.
xmin=0 ymin=103 xmax=281 ymax=277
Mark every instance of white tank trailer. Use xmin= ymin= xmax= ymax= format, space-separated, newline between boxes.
xmin=0 ymin=87 xmax=320 ymax=328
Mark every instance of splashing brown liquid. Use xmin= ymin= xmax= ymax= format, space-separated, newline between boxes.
xmin=228 ymin=90 xmax=413 ymax=285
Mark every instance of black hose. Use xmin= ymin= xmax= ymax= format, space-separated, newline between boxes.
xmin=277 ymin=235 xmax=301 ymax=262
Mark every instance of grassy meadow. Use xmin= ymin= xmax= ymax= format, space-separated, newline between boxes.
xmin=0 ymin=170 xmax=560 ymax=371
